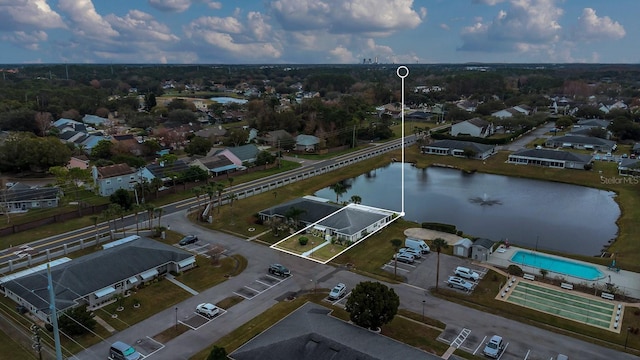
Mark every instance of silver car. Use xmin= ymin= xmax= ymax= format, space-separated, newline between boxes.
xmin=447 ymin=276 xmax=473 ymax=291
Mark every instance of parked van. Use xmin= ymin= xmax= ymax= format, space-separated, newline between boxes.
xmin=405 ymin=238 xmax=430 ymax=254
xmin=454 ymin=266 xmax=479 ymax=281
xmin=109 ymin=341 xmax=141 ymax=360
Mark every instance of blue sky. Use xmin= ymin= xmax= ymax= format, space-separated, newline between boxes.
xmin=1 ymin=0 xmax=637 ymax=64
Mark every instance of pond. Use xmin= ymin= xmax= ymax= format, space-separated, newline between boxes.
xmin=314 ymin=163 xmax=620 ymax=256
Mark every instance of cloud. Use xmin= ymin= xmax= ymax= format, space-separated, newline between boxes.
xmin=440 ymin=23 xmax=450 ymax=31
xmin=269 ymin=0 xmax=422 ymax=35
xmin=571 ymin=8 xmax=625 ymax=42
xmin=105 ymin=10 xmax=180 ymax=43
xmin=472 ymin=0 xmax=506 ymax=5
xmin=329 ymin=46 xmax=355 ymax=63
xmin=0 ymin=0 xmax=66 ymax=31
xmin=2 ymin=31 xmax=48 ymax=51
xmin=184 ymin=12 xmax=282 ymax=62
xmin=148 ymin=0 xmax=193 ymax=12
xmin=459 ymin=0 xmax=563 ymax=52
xmin=58 ymin=0 xmax=119 ymax=39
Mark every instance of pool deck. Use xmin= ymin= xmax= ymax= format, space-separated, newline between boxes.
xmin=486 ymin=245 xmax=640 ymax=301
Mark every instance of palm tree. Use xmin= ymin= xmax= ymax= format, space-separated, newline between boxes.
xmin=216 ymin=182 xmax=225 ymax=214
xmin=390 ymin=239 xmax=402 ymax=279
xmin=432 ymin=238 xmax=449 ymax=291
xmin=284 ymin=207 xmax=306 ymax=230
xmin=350 ymin=195 xmax=362 ymax=204
xmin=145 ymin=203 xmax=156 ymax=229
xmin=132 ymin=204 xmax=143 ymax=235
xmin=329 ymin=182 xmax=347 ymax=203
xmin=155 ymin=207 xmax=164 ymax=228
xmin=150 ymin=177 xmax=163 ymax=198
xmin=193 ymin=185 xmax=203 ymax=211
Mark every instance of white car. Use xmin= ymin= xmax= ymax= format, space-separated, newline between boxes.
xmin=196 ymin=303 xmax=220 ymax=318
xmin=328 ymin=283 xmax=347 ymax=300
xmin=483 ymin=335 xmax=505 ymax=358
xmin=447 ymin=276 xmax=473 ymax=291
xmin=454 ymin=266 xmax=479 ymax=281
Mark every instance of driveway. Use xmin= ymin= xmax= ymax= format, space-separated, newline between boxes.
xmin=500 ymin=122 xmax=556 ymax=152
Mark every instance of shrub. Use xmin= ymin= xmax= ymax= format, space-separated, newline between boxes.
xmin=299 ymin=236 xmax=308 ymax=246
xmin=421 ymin=222 xmax=457 ymax=234
xmin=507 ymin=264 xmax=524 ymax=276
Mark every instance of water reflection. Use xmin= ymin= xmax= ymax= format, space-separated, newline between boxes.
xmin=316 ymin=163 xmax=619 ymax=256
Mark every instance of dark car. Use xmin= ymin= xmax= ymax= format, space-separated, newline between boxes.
xmin=179 ymin=235 xmax=198 ymax=246
xmin=268 ymin=263 xmax=291 ymax=277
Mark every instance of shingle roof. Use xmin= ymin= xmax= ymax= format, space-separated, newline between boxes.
xmin=145 ymin=160 xmax=189 ymax=178
xmin=318 ymin=207 xmax=387 ymax=236
xmin=2 ymin=237 xmax=193 ymax=315
xmin=259 ymin=198 xmax=341 ymax=224
xmin=0 ymin=184 xmax=60 ymax=202
xmin=230 ymin=302 xmax=439 ymax=360
xmin=510 ymin=149 xmax=593 ymax=163
xmin=547 ymin=135 xmax=615 ymax=147
xmin=295 ymin=134 xmax=320 ymax=146
xmin=466 ymin=117 xmax=489 ymax=128
xmin=426 ymin=139 xmax=495 ymax=153
xmin=96 ymin=163 xmax=136 ymax=178
xmin=226 ymin=144 xmax=259 ymax=162
xmin=473 ymin=238 xmax=495 ymax=250
xmin=200 ymin=154 xmax=235 ymax=170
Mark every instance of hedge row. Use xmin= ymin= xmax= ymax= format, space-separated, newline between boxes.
xmin=421 ymin=222 xmax=457 ymax=234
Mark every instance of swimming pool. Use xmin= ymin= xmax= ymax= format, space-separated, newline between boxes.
xmin=510 ymin=250 xmax=604 ymax=280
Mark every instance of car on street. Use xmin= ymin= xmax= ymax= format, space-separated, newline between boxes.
xmin=483 ymin=335 xmax=505 ymax=358
xmin=179 ymin=234 xmax=198 ymax=246
xmin=393 ymin=252 xmax=415 ymax=264
xmin=399 ymin=247 xmax=422 ymax=258
xmin=447 ymin=276 xmax=473 ymax=291
xmin=328 ymin=283 xmax=347 ymax=300
xmin=454 ymin=266 xmax=479 ymax=281
xmin=196 ymin=303 xmax=220 ymax=318
xmin=268 ymin=263 xmax=291 ymax=277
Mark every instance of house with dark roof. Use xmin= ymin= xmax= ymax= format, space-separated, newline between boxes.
xmin=113 ymin=134 xmax=144 ymax=156
xmin=618 ymin=159 xmax=640 ymax=177
xmin=450 ymin=118 xmax=494 ymax=138
xmin=1 ymin=236 xmax=195 ymax=324
xmin=229 ymin=302 xmax=440 ymax=360
xmin=491 ymin=108 xmax=521 ymax=119
xmin=190 ymin=154 xmax=237 ymax=176
xmin=258 ymin=130 xmax=293 ymax=147
xmin=507 ymin=149 xmax=593 ymax=170
xmin=259 ymin=197 xmax=395 ymax=244
xmin=471 ymin=238 xmax=495 ymax=262
xmin=82 ymin=114 xmax=108 ymax=126
xmin=545 ymin=135 xmax=616 ymax=152
xmin=421 ymin=139 xmax=496 ymax=160
xmin=0 ymin=183 xmax=61 ymax=213
xmin=140 ymin=160 xmax=190 ymax=184
xmin=92 ymin=163 xmax=139 ymax=196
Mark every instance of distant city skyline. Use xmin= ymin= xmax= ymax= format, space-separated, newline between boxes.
xmin=1 ymin=1 xmax=638 ymax=64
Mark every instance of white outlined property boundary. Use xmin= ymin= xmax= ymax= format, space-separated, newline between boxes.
xmin=269 ymin=66 xmax=410 ymax=264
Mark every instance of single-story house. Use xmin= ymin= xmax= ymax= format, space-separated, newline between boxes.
xmin=92 ymin=163 xmax=138 ymax=197
xmin=453 ymin=238 xmax=473 ymax=258
xmin=259 ymin=197 xmax=395 ymax=244
xmin=229 ymin=302 xmax=441 ymax=360
xmin=575 ymin=119 xmax=610 ymax=128
xmin=491 ymin=108 xmax=521 ymax=119
xmin=0 ymin=183 xmax=61 ymax=213
xmin=67 ymin=155 xmax=90 ymax=170
xmin=82 ymin=114 xmax=108 ymax=127
xmin=1 ymin=236 xmax=195 ymax=324
xmin=545 ymin=135 xmax=616 ymax=152
xmin=295 ymin=134 xmax=320 ymax=152
xmin=421 ymin=139 xmax=496 ymax=160
xmin=140 ymin=160 xmax=190 ymax=185
xmin=195 ymin=125 xmax=228 ymax=143
xmin=258 ymin=130 xmax=293 ymax=148
xmin=190 ymin=154 xmax=237 ymax=176
xmin=471 ymin=238 xmax=495 ymax=262
xmin=618 ymin=159 xmax=640 ymax=177
xmin=507 ymin=149 xmax=593 ymax=170
xmin=450 ymin=118 xmax=494 ymax=138
xmin=213 ymin=144 xmax=259 ymax=166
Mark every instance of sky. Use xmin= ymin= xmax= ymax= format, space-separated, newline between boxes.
xmin=0 ymin=0 xmax=638 ymax=64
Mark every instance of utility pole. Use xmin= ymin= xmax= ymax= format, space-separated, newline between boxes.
xmin=47 ymin=264 xmax=63 ymax=360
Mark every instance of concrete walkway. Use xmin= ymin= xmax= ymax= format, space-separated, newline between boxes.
xmin=165 ymin=274 xmax=199 ymax=296
xmin=94 ymin=315 xmax=116 ymax=334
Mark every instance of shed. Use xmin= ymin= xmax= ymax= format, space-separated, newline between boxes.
xmin=453 ymin=238 xmax=473 ymax=257
xmin=471 ymin=238 xmax=495 ymax=262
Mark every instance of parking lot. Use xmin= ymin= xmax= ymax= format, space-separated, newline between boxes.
xmin=233 ymin=273 xmax=292 ymax=300
xmin=438 ymin=326 xmax=562 ymax=359
xmin=181 ymin=307 xmax=228 ymax=330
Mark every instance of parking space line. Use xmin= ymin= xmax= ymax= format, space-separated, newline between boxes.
xmin=179 ymin=320 xmax=198 ymax=330
xmin=141 ymin=336 xmax=165 ymax=358
xmin=255 ymin=279 xmax=275 ymax=286
xmin=451 ymin=328 xmax=471 ymax=348
xmin=382 ymin=263 xmax=410 ymax=272
xmin=473 ymin=335 xmax=487 ymax=355
xmin=498 ymin=342 xmax=509 ymax=360
xmin=523 ymin=349 xmax=531 ymax=359
xmin=233 ymin=291 xmax=256 ymax=300
xmin=331 ymin=292 xmax=351 ymax=306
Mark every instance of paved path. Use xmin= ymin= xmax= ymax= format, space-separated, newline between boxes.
xmin=165 ymin=274 xmax=199 ymax=296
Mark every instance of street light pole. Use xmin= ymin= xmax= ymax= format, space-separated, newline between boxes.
xmin=421 ymin=300 xmax=425 ymax=323
xmin=175 ymin=307 xmax=178 ymax=331
xmin=625 ymin=327 xmax=631 ymax=350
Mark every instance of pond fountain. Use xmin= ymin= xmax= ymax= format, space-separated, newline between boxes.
xmin=469 ymin=193 xmax=502 ymax=206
